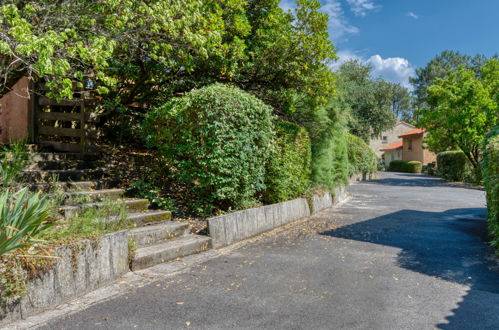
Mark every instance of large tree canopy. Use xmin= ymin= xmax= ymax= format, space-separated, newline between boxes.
xmin=0 ymin=0 xmax=336 ymax=116
xmin=0 ymin=0 xmax=238 ymax=99
xmin=417 ymin=59 xmax=499 ymax=168
xmin=334 ymin=59 xmax=399 ymax=142
xmin=410 ymin=50 xmax=495 ymax=110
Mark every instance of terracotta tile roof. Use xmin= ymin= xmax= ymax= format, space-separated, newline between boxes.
xmin=380 ymin=141 xmax=403 ymax=151
xmin=398 ymin=128 xmax=425 ymax=138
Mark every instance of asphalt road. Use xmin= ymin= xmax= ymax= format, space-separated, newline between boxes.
xmin=40 ymin=172 xmax=499 ymax=330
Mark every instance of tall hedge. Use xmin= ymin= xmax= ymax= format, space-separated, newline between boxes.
xmin=345 ymin=133 xmax=378 ymax=176
xmin=482 ymin=126 xmax=499 ymax=248
xmin=143 ymin=84 xmax=274 ymax=212
xmin=311 ymin=128 xmax=349 ymax=190
xmin=437 ymin=151 xmax=469 ymax=181
xmin=263 ymin=121 xmax=312 ymax=204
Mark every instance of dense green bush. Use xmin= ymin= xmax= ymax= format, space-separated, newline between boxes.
xmin=143 ymin=84 xmax=274 ymax=212
xmin=437 ymin=151 xmax=470 ymax=181
xmin=423 ymin=162 xmax=436 ymax=176
xmin=311 ymin=128 xmax=349 ymax=190
xmin=345 ymin=133 xmax=378 ymax=176
xmin=482 ymin=126 xmax=499 ymax=249
xmin=388 ymin=160 xmax=422 ymax=173
xmin=263 ymin=121 xmax=312 ymax=204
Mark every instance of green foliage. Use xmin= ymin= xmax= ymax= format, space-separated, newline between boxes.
xmin=39 ymin=198 xmax=130 ymax=245
xmin=0 ymin=142 xmax=30 ymax=188
xmin=0 ymin=188 xmax=52 ymax=256
xmin=311 ymin=126 xmax=349 ymax=191
xmin=436 ymin=151 xmax=470 ymax=182
xmin=388 ymin=160 xmax=422 ymax=173
xmin=335 ymin=60 xmax=397 ymax=142
xmin=345 ymin=133 xmax=378 ymax=176
xmin=0 ymin=258 xmax=27 ymax=304
xmin=263 ymin=121 xmax=311 ymax=204
xmin=423 ymin=162 xmax=436 ymax=176
xmin=481 ymin=126 xmax=499 ymax=248
xmin=416 ymin=60 xmax=498 ymax=168
xmin=127 ymin=180 xmax=176 ymax=212
xmin=410 ymin=50 xmax=493 ymax=110
xmin=143 ymin=84 xmax=274 ymax=212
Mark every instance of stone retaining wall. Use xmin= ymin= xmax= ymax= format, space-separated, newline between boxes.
xmin=208 ymin=198 xmax=311 ymax=248
xmin=208 ymin=173 xmax=379 ymax=248
xmin=0 ymin=230 xmax=129 ymax=326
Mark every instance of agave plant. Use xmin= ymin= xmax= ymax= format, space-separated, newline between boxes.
xmin=0 ymin=188 xmax=53 ymax=256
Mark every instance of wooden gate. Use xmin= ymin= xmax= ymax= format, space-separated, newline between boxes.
xmin=31 ymin=88 xmax=95 ymax=154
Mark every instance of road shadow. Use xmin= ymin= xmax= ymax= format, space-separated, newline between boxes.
xmin=320 ymin=208 xmax=499 ymax=329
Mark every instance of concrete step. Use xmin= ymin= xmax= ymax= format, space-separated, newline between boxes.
xmin=62 ymin=188 xmax=124 ymax=205
xmin=27 ymin=160 xmax=104 ymax=171
xmin=61 ymin=198 xmax=149 ymax=217
xmin=22 ymin=168 xmax=107 ymax=182
xmin=23 ymin=181 xmax=99 ymax=193
xmin=100 ymin=210 xmax=172 ymax=226
xmin=129 ymin=222 xmax=189 ymax=248
xmin=131 ymin=235 xmax=212 ymax=271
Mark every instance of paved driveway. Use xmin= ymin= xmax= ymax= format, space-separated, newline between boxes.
xmin=41 ymin=172 xmax=499 ymax=330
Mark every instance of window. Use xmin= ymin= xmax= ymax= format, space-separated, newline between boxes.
xmin=382 ymin=136 xmax=388 ymax=144
xmin=408 ymin=139 xmax=413 ymax=150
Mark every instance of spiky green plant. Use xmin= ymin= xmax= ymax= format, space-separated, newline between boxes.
xmin=0 ymin=188 xmax=52 ymax=256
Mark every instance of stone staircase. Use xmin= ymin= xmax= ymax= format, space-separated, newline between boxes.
xmin=21 ymin=147 xmax=212 ymax=271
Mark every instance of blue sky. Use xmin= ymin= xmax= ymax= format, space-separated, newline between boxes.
xmin=281 ymin=0 xmax=499 ymax=88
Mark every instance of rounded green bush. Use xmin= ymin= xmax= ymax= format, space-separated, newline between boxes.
xmin=345 ymin=133 xmax=378 ymax=176
xmin=482 ymin=126 xmax=499 ymax=248
xmin=436 ymin=151 xmax=469 ymax=181
xmin=263 ymin=121 xmax=312 ymax=204
xmin=388 ymin=160 xmax=422 ymax=173
xmin=143 ymin=84 xmax=274 ymax=212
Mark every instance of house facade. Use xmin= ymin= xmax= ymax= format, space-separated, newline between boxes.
xmin=369 ymin=121 xmax=415 ymax=157
xmin=380 ymin=141 xmax=403 ymax=167
xmin=399 ymin=129 xmax=437 ymax=165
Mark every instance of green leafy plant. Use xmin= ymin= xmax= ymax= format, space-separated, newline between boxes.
xmin=143 ymin=84 xmax=274 ymax=213
xmin=127 ymin=180 xmax=176 ymax=212
xmin=345 ymin=133 xmax=378 ymax=176
xmin=0 ymin=188 xmax=52 ymax=256
xmin=482 ymin=126 xmax=499 ymax=249
xmin=388 ymin=160 xmax=422 ymax=173
xmin=436 ymin=151 xmax=471 ymax=182
xmin=263 ymin=121 xmax=312 ymax=204
xmin=0 ymin=142 xmax=30 ymax=188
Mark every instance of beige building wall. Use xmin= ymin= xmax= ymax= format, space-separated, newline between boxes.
xmin=370 ymin=121 xmax=415 ymax=157
xmin=0 ymin=77 xmax=30 ymax=144
xmin=402 ymin=134 xmax=437 ymax=165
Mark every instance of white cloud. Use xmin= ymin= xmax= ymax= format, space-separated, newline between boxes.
xmin=332 ymin=51 xmax=415 ymax=89
xmin=330 ymin=49 xmax=363 ymax=70
xmin=321 ymin=0 xmax=360 ymax=40
xmin=367 ymin=55 xmax=415 ymax=89
xmin=407 ymin=11 xmax=419 ymax=19
xmin=346 ymin=0 xmax=379 ymax=16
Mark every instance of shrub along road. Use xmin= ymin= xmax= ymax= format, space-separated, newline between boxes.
xmin=40 ymin=172 xmax=499 ymax=330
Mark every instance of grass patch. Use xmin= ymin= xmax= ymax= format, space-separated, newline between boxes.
xmin=40 ymin=197 xmax=131 ymax=246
